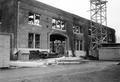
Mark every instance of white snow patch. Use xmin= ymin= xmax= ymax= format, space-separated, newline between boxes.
xmin=10 ymin=57 xmax=83 ymax=67
xmin=10 ymin=61 xmax=46 ymax=67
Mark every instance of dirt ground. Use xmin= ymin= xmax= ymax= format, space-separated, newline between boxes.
xmin=0 ymin=61 xmax=119 ymax=82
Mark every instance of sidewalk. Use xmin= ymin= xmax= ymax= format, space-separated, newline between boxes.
xmin=10 ymin=57 xmax=86 ymax=68
xmin=10 ymin=57 xmax=119 ymax=68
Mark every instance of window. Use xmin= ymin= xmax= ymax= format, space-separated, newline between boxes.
xmin=0 ymin=17 xmax=1 ymax=24
xmin=80 ymin=40 xmax=83 ymax=50
xmin=28 ymin=12 xmax=41 ymax=26
xmin=74 ymin=39 xmax=83 ymax=51
xmin=0 ymin=10 xmax=2 ymax=24
xmin=28 ymin=33 xmax=34 ymax=48
xmin=73 ymin=25 xmax=83 ymax=34
xmin=80 ymin=26 xmax=83 ymax=33
xmin=88 ymin=27 xmax=92 ymax=35
xmin=35 ymin=34 xmax=40 ymax=48
xmin=76 ymin=40 xmax=79 ymax=50
xmin=52 ymin=18 xmax=65 ymax=30
xmin=28 ymin=33 xmax=40 ymax=48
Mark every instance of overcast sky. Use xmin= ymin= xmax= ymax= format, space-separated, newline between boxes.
xmin=37 ymin=0 xmax=120 ymax=43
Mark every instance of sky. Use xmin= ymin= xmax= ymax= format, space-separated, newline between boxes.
xmin=37 ymin=0 xmax=120 ymax=43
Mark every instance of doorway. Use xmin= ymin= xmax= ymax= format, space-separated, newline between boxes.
xmin=50 ymin=34 xmax=67 ymax=55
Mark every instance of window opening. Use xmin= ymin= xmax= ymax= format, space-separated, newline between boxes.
xmin=52 ymin=18 xmax=65 ymax=30
xmin=73 ymin=25 xmax=83 ymax=34
xmin=28 ymin=33 xmax=34 ymax=48
xmin=80 ymin=40 xmax=83 ymax=50
xmin=35 ymin=34 xmax=40 ymax=48
xmin=28 ymin=12 xmax=41 ymax=26
xmin=28 ymin=33 xmax=40 ymax=48
xmin=74 ymin=39 xmax=83 ymax=51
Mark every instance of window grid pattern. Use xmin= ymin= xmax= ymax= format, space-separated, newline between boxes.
xmin=52 ymin=18 xmax=65 ymax=30
xmin=73 ymin=25 xmax=83 ymax=34
xmin=74 ymin=39 xmax=83 ymax=51
xmin=28 ymin=33 xmax=40 ymax=48
xmin=28 ymin=12 xmax=41 ymax=26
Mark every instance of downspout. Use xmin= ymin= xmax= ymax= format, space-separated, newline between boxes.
xmin=16 ymin=0 xmax=20 ymax=49
xmin=14 ymin=0 xmax=20 ymax=55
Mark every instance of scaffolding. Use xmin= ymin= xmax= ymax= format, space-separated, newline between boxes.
xmin=89 ymin=0 xmax=108 ymax=58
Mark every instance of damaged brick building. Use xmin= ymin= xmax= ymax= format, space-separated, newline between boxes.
xmin=0 ymin=0 xmax=116 ymax=60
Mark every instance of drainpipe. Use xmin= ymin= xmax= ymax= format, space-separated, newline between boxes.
xmin=16 ymin=0 xmax=20 ymax=49
xmin=15 ymin=0 xmax=20 ymax=49
xmin=13 ymin=0 xmax=20 ymax=55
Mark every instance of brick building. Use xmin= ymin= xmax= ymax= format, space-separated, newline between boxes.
xmin=0 ymin=0 xmax=116 ymax=60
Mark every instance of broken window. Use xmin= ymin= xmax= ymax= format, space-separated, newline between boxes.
xmin=74 ymin=39 xmax=83 ymax=51
xmin=80 ymin=26 xmax=83 ymax=33
xmin=80 ymin=40 xmax=83 ymax=50
xmin=56 ymin=20 xmax=61 ymax=29
xmin=73 ymin=25 xmax=83 ymax=34
xmin=61 ymin=21 xmax=65 ymax=30
xmin=28 ymin=33 xmax=40 ymax=48
xmin=52 ymin=18 xmax=65 ymax=30
xmin=34 ymin=14 xmax=40 ymax=25
xmin=52 ymin=19 xmax=56 ymax=29
xmin=28 ymin=12 xmax=41 ymax=26
xmin=73 ymin=26 xmax=76 ymax=33
xmin=35 ymin=34 xmax=40 ymax=48
xmin=28 ymin=33 xmax=34 ymax=48
xmin=76 ymin=40 xmax=79 ymax=50
xmin=76 ymin=26 xmax=79 ymax=33
xmin=0 ymin=10 xmax=2 ymax=24
xmin=88 ymin=27 xmax=92 ymax=35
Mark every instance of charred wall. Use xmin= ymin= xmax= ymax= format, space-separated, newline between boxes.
xmin=1 ymin=0 xmax=18 ymax=48
xmin=0 ymin=0 xmax=116 ymax=58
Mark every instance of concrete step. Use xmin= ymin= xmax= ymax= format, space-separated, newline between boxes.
xmin=58 ymin=59 xmax=83 ymax=62
xmin=57 ymin=61 xmax=86 ymax=65
xmin=56 ymin=58 xmax=87 ymax=65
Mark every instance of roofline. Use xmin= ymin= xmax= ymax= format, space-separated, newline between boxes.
xmin=20 ymin=0 xmax=88 ymax=20
xmin=0 ymin=0 xmax=115 ymax=30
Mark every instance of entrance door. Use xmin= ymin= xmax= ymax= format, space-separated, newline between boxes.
xmin=50 ymin=34 xmax=67 ymax=55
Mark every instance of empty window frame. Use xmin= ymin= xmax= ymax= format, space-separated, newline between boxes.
xmin=80 ymin=26 xmax=83 ymax=33
xmin=74 ymin=39 xmax=83 ymax=51
xmin=28 ymin=33 xmax=34 ymax=48
xmin=35 ymin=34 xmax=40 ymax=48
xmin=28 ymin=12 xmax=41 ymax=26
xmin=52 ymin=18 xmax=65 ymax=30
xmin=88 ymin=27 xmax=92 ymax=35
xmin=108 ymin=34 xmax=113 ymax=42
xmin=73 ymin=25 xmax=83 ymax=33
xmin=80 ymin=40 xmax=83 ymax=50
xmin=76 ymin=40 xmax=79 ymax=50
xmin=0 ymin=10 xmax=2 ymax=24
xmin=28 ymin=33 xmax=40 ymax=48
